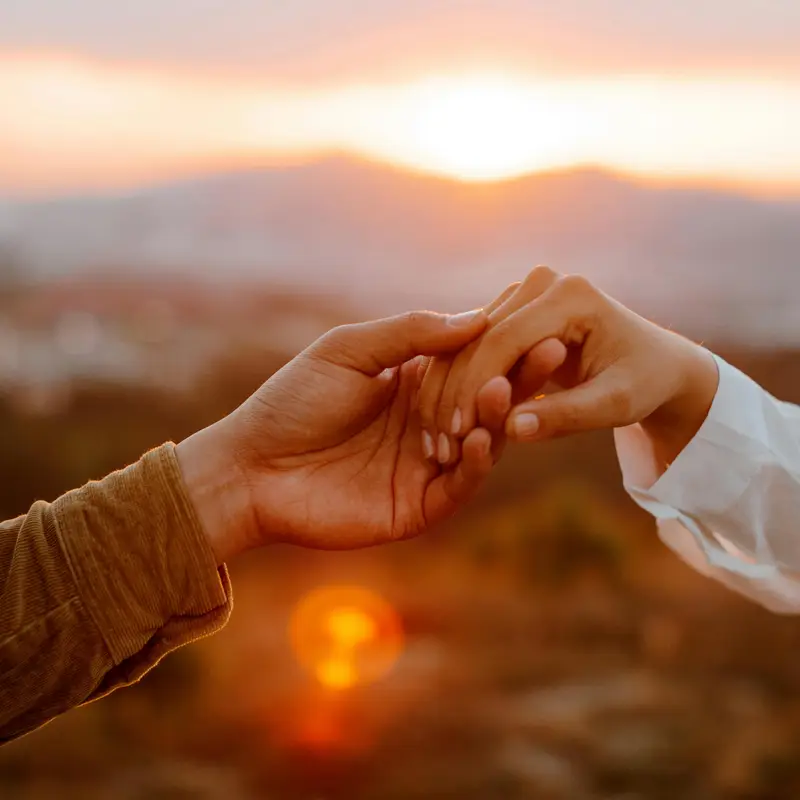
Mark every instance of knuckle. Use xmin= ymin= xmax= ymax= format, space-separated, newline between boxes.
xmin=556 ymin=273 xmax=596 ymax=299
xmin=314 ymin=322 xmax=381 ymax=372
xmin=549 ymin=276 xmax=602 ymax=334
xmin=401 ymin=310 xmax=437 ymax=330
xmin=322 ymin=322 xmax=349 ymax=343
xmin=315 ymin=323 xmax=353 ymax=354
xmin=509 ymin=266 xmax=561 ymax=306
xmin=528 ymin=264 xmax=559 ymax=283
xmin=518 ymin=266 xmax=559 ymax=296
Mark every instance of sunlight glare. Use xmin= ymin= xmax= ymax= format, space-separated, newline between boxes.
xmin=290 ymin=586 xmax=404 ymax=690
xmin=327 ymin=607 xmax=377 ymax=648
xmin=3 ymin=55 xmax=800 ymax=192
xmin=406 ymin=75 xmax=547 ymax=180
xmin=316 ymin=657 xmax=356 ymax=689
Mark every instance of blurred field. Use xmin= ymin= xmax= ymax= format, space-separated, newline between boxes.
xmin=4 ymin=300 xmax=800 ymax=799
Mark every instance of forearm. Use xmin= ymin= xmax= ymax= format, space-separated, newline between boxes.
xmin=639 ymin=340 xmax=721 ymax=475
xmin=0 ymin=444 xmax=231 ymax=743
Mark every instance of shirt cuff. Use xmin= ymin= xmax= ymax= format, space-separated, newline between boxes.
xmin=614 ymin=354 xmax=778 ymax=578
xmin=53 ymin=443 xmax=232 ymax=667
xmin=615 ymin=354 xmax=766 ymax=510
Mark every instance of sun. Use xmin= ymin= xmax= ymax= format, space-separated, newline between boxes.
xmin=401 ymin=73 xmax=553 ymax=181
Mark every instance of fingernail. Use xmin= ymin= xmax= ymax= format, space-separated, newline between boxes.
xmin=437 ymin=432 xmax=451 ymax=463
xmin=451 ymin=408 xmax=462 ymax=436
xmin=513 ymin=413 xmax=540 ymax=439
xmin=447 ymin=309 xmax=482 ymax=327
xmin=422 ymin=430 xmax=435 ymax=460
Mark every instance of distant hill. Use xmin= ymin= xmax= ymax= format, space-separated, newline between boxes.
xmin=1 ymin=158 xmax=799 ymax=345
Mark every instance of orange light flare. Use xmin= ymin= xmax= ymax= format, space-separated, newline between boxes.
xmin=289 ymin=585 xmax=405 ymax=691
xmin=280 ymin=586 xmax=404 ymax=758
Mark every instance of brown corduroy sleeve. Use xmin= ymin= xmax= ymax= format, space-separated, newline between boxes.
xmin=0 ymin=443 xmax=232 ymax=743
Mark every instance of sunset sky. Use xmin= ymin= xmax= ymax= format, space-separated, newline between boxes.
xmin=3 ymin=0 xmax=800 ymax=194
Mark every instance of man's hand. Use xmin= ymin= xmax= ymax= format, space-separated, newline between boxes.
xmin=176 ymin=310 xmax=495 ymax=562
xmin=433 ymin=267 xmax=720 ymax=472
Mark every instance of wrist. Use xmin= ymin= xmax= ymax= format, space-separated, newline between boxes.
xmin=176 ymin=419 xmax=256 ymax=564
xmin=640 ymin=341 xmax=720 ymax=469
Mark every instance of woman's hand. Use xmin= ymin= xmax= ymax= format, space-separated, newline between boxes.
xmin=432 ymin=266 xmax=720 ymax=470
xmin=417 ymin=271 xmax=568 ymax=464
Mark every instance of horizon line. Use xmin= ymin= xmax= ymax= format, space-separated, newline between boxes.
xmin=3 ymin=153 xmax=800 ymax=204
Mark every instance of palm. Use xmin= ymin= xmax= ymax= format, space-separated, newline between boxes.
xmin=235 ymin=356 xmax=466 ymax=549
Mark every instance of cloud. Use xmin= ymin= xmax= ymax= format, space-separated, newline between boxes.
xmin=3 ymin=0 xmax=800 ymax=80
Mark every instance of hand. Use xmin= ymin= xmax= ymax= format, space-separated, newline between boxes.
xmin=176 ymin=310 xmax=496 ymax=562
xmin=433 ymin=266 xmax=720 ymax=470
xmin=417 ymin=272 xmax=568 ymax=465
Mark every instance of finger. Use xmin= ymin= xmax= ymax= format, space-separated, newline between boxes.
xmin=411 ymin=356 xmax=431 ymax=419
xmin=436 ymin=428 xmax=461 ymax=468
xmin=423 ymin=428 xmax=493 ymax=525
xmin=447 ymin=427 xmax=493 ymax=501
xmin=418 ymin=355 xmax=453 ymax=449
xmin=454 ymin=276 xmax=597 ymax=432
xmin=487 ymin=266 xmax=560 ymax=325
xmin=507 ymin=369 xmax=632 ymax=441
xmin=447 ymin=273 xmax=558 ymax=432
xmin=414 ymin=356 xmax=431 ymax=389
xmin=313 ymin=309 xmax=488 ymax=377
xmin=477 ymin=376 xmax=512 ymax=434
xmin=476 ymin=339 xmax=568 ymax=460
xmin=440 ymin=267 xmax=561 ymax=437
xmin=477 ymin=377 xmax=511 ymax=461
xmin=512 ymin=338 xmax=569 ymax=402
xmin=486 ymin=281 xmax=523 ymax=315
xmin=420 ymin=359 xmax=466 ymax=467
xmin=419 ymin=281 xmax=522 ymax=462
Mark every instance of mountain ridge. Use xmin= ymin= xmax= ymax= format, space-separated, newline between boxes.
xmin=1 ymin=157 xmax=798 ymax=345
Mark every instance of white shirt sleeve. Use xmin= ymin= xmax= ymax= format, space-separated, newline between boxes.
xmin=614 ymin=354 xmax=800 ymax=614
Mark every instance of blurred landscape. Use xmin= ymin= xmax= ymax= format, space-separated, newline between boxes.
xmin=3 ymin=158 xmax=800 ymax=344
xmin=2 ymin=154 xmax=800 ymax=799
xmin=4 ymin=0 xmax=800 ymax=796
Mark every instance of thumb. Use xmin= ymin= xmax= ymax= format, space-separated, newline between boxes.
xmin=506 ymin=372 xmax=631 ymax=441
xmin=313 ymin=310 xmax=488 ymax=376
